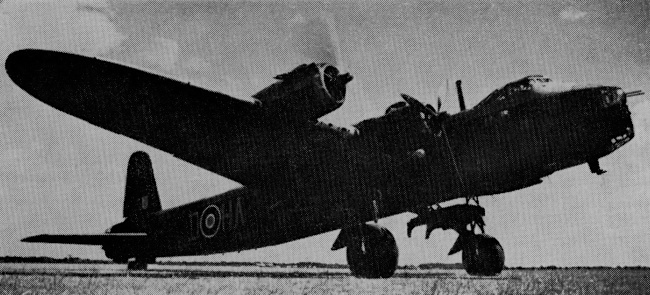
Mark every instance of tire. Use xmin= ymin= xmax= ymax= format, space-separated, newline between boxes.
xmin=462 ymin=234 xmax=505 ymax=276
xmin=346 ymin=224 xmax=399 ymax=278
xmin=461 ymin=235 xmax=480 ymax=275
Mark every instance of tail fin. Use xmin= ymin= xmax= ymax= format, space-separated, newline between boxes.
xmin=124 ymin=151 xmax=161 ymax=219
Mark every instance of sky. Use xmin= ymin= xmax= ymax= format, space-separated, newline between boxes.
xmin=1 ymin=0 xmax=649 ymax=267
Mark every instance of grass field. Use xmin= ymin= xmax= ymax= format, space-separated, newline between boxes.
xmin=1 ymin=267 xmax=649 ymax=294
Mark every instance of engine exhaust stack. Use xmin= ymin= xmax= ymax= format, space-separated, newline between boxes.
xmin=456 ymin=80 xmax=466 ymax=111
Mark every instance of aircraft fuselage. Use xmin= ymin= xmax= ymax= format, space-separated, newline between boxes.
xmin=105 ymin=81 xmax=634 ymax=260
xmin=104 ymin=186 xmax=348 ymax=258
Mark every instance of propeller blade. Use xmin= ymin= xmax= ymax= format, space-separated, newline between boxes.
xmin=401 ymin=93 xmax=436 ymax=117
xmin=289 ymin=13 xmax=341 ymax=67
xmin=401 ymin=93 xmax=449 ymax=135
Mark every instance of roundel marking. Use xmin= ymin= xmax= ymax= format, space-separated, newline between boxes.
xmin=200 ymin=205 xmax=222 ymax=238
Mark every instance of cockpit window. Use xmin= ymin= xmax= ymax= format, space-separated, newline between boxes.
xmin=476 ymin=75 xmax=550 ymax=108
xmin=505 ymin=82 xmax=531 ymax=94
xmin=475 ymin=89 xmax=504 ymax=108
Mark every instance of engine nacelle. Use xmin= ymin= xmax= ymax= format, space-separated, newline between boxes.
xmin=253 ymin=63 xmax=353 ymax=121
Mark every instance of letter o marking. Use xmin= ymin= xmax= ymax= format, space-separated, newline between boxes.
xmin=200 ymin=205 xmax=221 ymax=238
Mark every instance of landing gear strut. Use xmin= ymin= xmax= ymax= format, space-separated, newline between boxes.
xmin=588 ymin=159 xmax=606 ymax=175
xmin=407 ymin=203 xmax=505 ymax=276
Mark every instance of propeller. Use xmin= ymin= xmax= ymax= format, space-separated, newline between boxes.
xmin=400 ymin=93 xmax=436 ymax=117
xmin=400 ymin=93 xmax=447 ymax=134
xmin=401 ymin=88 xmax=466 ymax=199
xmin=289 ymin=13 xmax=342 ymax=68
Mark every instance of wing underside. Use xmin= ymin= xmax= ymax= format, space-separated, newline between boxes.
xmin=5 ymin=49 xmax=377 ymax=191
xmin=6 ymin=49 xmax=265 ymax=185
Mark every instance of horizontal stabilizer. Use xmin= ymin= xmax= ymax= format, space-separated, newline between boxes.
xmin=22 ymin=233 xmax=147 ymax=245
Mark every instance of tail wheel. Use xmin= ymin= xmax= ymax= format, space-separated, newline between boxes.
xmin=462 ymin=234 xmax=505 ymax=276
xmin=127 ymin=257 xmax=154 ymax=271
xmin=112 ymin=257 xmax=128 ymax=264
xmin=127 ymin=260 xmax=147 ymax=270
xmin=346 ymin=224 xmax=399 ymax=278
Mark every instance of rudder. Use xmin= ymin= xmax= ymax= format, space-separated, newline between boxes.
xmin=124 ymin=151 xmax=161 ymax=219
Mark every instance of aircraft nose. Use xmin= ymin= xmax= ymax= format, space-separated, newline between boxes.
xmin=597 ymin=86 xmax=634 ymax=151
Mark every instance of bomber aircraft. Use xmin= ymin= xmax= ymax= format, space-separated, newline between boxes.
xmin=6 ymin=49 xmax=644 ymax=277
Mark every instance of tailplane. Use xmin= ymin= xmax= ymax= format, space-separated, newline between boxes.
xmin=22 ymin=151 xmax=160 ymax=269
xmin=124 ymin=151 xmax=161 ymax=219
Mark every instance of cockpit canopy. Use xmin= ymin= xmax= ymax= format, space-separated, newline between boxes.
xmin=476 ymin=75 xmax=553 ymax=108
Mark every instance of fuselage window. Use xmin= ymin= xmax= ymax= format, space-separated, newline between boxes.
xmin=507 ymin=83 xmax=531 ymax=95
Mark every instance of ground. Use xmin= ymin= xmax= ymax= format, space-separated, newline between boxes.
xmin=0 ymin=264 xmax=648 ymax=294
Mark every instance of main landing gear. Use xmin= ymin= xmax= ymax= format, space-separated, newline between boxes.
xmin=408 ymin=202 xmax=505 ymax=276
xmin=332 ymin=223 xmax=399 ymax=278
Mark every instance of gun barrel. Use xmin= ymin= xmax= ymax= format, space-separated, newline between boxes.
xmin=626 ymin=90 xmax=645 ymax=98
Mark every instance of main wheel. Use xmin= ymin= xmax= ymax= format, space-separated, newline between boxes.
xmin=346 ymin=224 xmax=399 ymax=278
xmin=462 ymin=234 xmax=505 ymax=276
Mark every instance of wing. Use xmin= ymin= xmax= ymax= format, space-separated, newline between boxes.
xmin=5 ymin=49 xmax=269 ymax=185
xmin=22 ymin=233 xmax=147 ymax=246
xmin=5 ymin=49 xmax=388 ymax=190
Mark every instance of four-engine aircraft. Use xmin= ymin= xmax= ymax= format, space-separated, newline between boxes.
xmin=6 ymin=49 xmax=644 ymax=277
